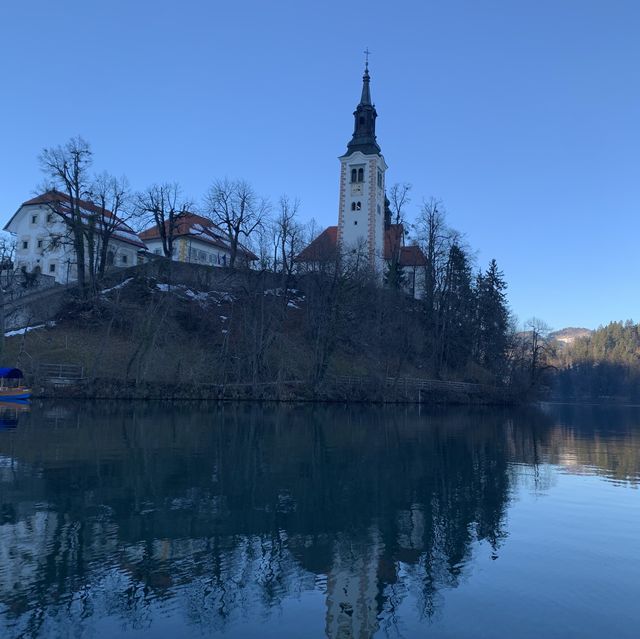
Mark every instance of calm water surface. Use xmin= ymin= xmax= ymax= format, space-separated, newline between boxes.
xmin=0 ymin=401 xmax=638 ymax=638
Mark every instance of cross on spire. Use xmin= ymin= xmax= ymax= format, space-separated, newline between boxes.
xmin=364 ymin=47 xmax=371 ymax=71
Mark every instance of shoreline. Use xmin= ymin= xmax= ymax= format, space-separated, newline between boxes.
xmin=30 ymin=377 xmax=523 ymax=406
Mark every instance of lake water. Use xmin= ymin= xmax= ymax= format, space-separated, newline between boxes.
xmin=0 ymin=401 xmax=638 ymax=639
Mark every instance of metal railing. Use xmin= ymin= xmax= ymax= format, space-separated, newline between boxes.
xmin=38 ymin=363 xmax=85 ymax=380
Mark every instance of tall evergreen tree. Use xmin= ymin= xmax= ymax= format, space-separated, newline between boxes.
xmin=475 ymin=259 xmax=510 ymax=377
xmin=384 ymin=258 xmax=407 ymax=290
xmin=439 ymin=244 xmax=475 ymax=373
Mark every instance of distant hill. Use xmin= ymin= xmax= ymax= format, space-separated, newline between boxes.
xmin=549 ymin=327 xmax=592 ymax=345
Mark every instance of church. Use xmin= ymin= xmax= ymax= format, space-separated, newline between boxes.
xmin=296 ymin=59 xmax=425 ymax=295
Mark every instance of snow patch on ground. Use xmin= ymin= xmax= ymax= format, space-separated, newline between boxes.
xmin=154 ymin=282 xmax=237 ymax=306
xmin=101 ymin=278 xmax=134 ymax=295
xmin=4 ymin=322 xmax=55 ymax=337
xmin=184 ymin=289 xmax=210 ymax=302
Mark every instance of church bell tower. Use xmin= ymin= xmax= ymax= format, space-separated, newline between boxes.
xmin=337 ymin=56 xmax=387 ymax=272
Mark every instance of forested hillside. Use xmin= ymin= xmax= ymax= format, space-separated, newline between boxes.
xmin=554 ymin=321 xmax=640 ymax=401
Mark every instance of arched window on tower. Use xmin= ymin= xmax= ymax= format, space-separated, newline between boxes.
xmin=351 ymin=168 xmax=357 ymax=183
xmin=356 ymin=201 xmax=362 ymax=211
xmin=351 ymin=202 xmax=356 ymax=211
xmin=357 ymin=168 xmax=364 ymax=182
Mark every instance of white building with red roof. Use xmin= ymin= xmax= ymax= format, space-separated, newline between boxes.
xmin=138 ymin=213 xmax=258 ymax=268
xmin=3 ymin=190 xmax=146 ymax=284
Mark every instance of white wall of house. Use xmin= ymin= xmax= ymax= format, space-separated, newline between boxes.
xmin=6 ymin=204 xmax=140 ymax=284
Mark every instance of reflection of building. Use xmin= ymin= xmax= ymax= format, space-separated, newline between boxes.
xmin=139 ymin=213 xmax=258 ymax=267
xmin=325 ymin=529 xmax=384 ymax=639
xmin=3 ymin=191 xmax=146 ymax=284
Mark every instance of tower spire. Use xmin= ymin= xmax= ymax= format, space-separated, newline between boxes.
xmin=345 ymin=53 xmax=380 ymax=156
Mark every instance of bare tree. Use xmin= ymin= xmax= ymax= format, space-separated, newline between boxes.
xmin=204 ymin=179 xmax=269 ymax=269
xmin=39 ymin=136 xmax=93 ymax=292
xmin=136 ymin=183 xmax=191 ymax=258
xmin=415 ymin=198 xmax=450 ymax=311
xmin=388 ymin=183 xmax=412 ymax=227
xmin=0 ymin=234 xmax=17 ymax=360
xmin=272 ymin=195 xmax=303 ymax=276
xmin=524 ymin=317 xmax=556 ymax=387
xmin=87 ymin=173 xmax=134 ymax=279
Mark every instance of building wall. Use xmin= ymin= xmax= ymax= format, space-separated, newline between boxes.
xmin=7 ymin=204 xmax=139 ymax=284
xmin=145 ymin=237 xmax=231 ymax=267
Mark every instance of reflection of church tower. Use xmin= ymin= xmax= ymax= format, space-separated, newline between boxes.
xmin=325 ymin=528 xmax=384 ymax=639
xmin=337 ymin=58 xmax=388 ymax=272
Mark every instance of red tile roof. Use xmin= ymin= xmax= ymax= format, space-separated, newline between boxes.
xmin=139 ymin=213 xmax=258 ymax=260
xmin=296 ymin=223 xmax=426 ymax=267
xmin=397 ymin=244 xmax=427 ymax=267
xmin=295 ymin=226 xmax=339 ymax=262
xmin=16 ymin=190 xmax=146 ymax=249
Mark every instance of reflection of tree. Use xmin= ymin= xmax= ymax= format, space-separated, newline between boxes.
xmin=0 ymin=402 xmax=636 ymax=638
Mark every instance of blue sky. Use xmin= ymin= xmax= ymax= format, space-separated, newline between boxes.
xmin=1 ymin=0 xmax=638 ymax=329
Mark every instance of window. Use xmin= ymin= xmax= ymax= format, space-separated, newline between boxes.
xmin=31 ymin=214 xmax=38 ymax=224
xmin=357 ymin=168 xmax=364 ymax=182
xmin=37 ymin=239 xmax=43 ymax=249
xmin=49 ymin=263 xmax=56 ymax=273
xmin=377 ymin=204 xmax=381 ymax=216
xmin=356 ymin=201 xmax=362 ymax=211
xmin=354 ymin=220 xmax=358 ymax=225
xmin=351 ymin=168 xmax=357 ymax=183
xmin=154 ymin=249 xmax=161 ymax=255
xmin=351 ymin=202 xmax=356 ymax=211
xmin=377 ymin=170 xmax=383 ymax=188
xmin=121 ymin=254 xmax=128 ymax=264
xmin=22 ymin=240 xmax=28 ymax=250
xmin=359 ymin=116 xmax=365 ymax=126
xmin=46 ymin=213 xmax=53 ymax=223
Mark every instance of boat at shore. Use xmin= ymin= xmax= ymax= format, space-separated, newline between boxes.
xmin=0 ymin=368 xmax=32 ymax=400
